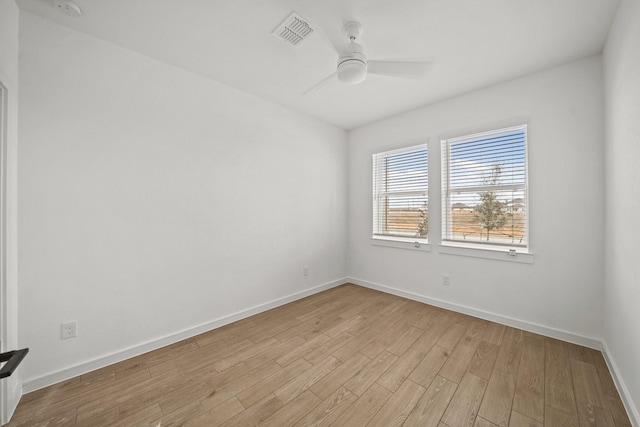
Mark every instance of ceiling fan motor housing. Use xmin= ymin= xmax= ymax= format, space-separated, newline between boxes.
xmin=337 ymin=42 xmax=367 ymax=85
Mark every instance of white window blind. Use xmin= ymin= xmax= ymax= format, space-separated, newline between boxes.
xmin=442 ymin=125 xmax=528 ymax=248
xmin=373 ymin=144 xmax=428 ymax=240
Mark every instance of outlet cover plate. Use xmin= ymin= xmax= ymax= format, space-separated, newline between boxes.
xmin=61 ymin=321 xmax=77 ymax=339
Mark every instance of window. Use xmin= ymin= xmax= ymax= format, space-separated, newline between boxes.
xmin=373 ymin=144 xmax=428 ymax=242
xmin=442 ymin=124 xmax=528 ymax=250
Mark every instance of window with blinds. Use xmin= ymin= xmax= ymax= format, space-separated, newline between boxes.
xmin=373 ymin=144 xmax=428 ymax=241
xmin=442 ymin=125 xmax=528 ymax=249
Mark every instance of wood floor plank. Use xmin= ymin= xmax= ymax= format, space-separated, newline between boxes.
xmin=467 ymin=340 xmax=500 ymax=380
xmin=377 ymin=347 xmax=427 ymax=393
xmin=309 ymin=352 xmax=371 ymax=400
xmin=60 ymin=367 xmax=152 ymax=411
xmin=566 ymin=342 xmax=596 ymax=364
xmin=462 ymin=319 xmax=489 ymax=349
xmin=300 ymin=314 xmax=351 ymax=341
xmin=478 ymin=369 xmax=516 ymax=427
xmin=410 ymin=322 xmax=447 ymax=354
xmin=404 ymin=375 xmax=457 ymax=426
xmin=408 ymin=344 xmax=449 ymax=387
xmin=475 ymin=416 xmax=500 ymax=427
xmin=332 ymin=327 xmax=382 ymax=361
xmin=400 ymin=301 xmax=437 ymax=329
xmin=115 ymin=403 xmax=163 ymax=427
xmin=274 ymin=355 xmax=341 ymax=403
xmin=180 ymin=397 xmax=242 ymax=427
xmin=589 ymin=350 xmax=618 ymax=399
xmin=198 ymin=360 xmax=282 ymax=411
xmin=344 ymin=350 xmax=398 ymax=396
xmin=360 ymin=325 xmax=402 ymax=359
xmin=155 ymin=400 xmax=207 ymax=427
xmin=75 ymin=407 xmax=119 ymax=427
xmin=366 ymin=379 xmax=425 ymax=427
xmin=509 ymin=410 xmax=543 ymax=427
xmin=494 ymin=327 xmax=524 ymax=377
xmin=335 ymin=300 xmax=376 ymax=324
xmin=274 ymin=316 xmax=322 ymax=342
xmin=158 ymin=362 xmax=249 ymax=415
xmin=273 ymin=333 xmax=329 ymax=367
xmin=331 ymin=383 xmax=392 ymax=426
xmin=76 ymin=400 xmax=118 ymax=423
xmin=576 ymin=401 xmax=616 ymax=427
xmin=483 ymin=322 xmax=507 ymax=345
xmin=292 ymin=386 xmax=357 ymax=427
xmin=260 ymin=389 xmax=322 ymax=427
xmin=439 ymin=343 xmax=477 ymax=383
xmin=441 ymin=372 xmax=488 ymax=427
xmin=9 ymin=284 xmax=632 ymax=427
xmin=304 ymin=331 xmax=355 ymax=365
xmin=411 ymin=305 xmax=444 ymax=331
xmin=385 ymin=325 xmax=424 ymax=356
xmin=570 ymin=358 xmax=607 ymax=409
xmin=77 ymin=366 xmax=180 ymax=419
xmin=436 ymin=322 xmax=467 ymax=352
xmin=607 ymin=394 xmax=634 ymax=427
xmin=512 ymin=333 xmax=545 ymax=423
xmin=544 ymin=404 xmax=579 ymax=427
xmin=116 ymin=371 xmax=185 ymax=417
xmin=544 ymin=337 xmax=577 ymax=416
xmin=218 ymin=393 xmax=284 ymax=427
xmin=236 ymin=357 xmax=312 ymax=408
xmin=243 ymin=335 xmax=307 ymax=370
xmin=179 ymin=339 xmax=254 ymax=376
xmin=323 ymin=314 xmax=363 ymax=338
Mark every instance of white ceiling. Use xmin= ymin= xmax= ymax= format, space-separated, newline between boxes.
xmin=16 ymin=0 xmax=620 ymax=129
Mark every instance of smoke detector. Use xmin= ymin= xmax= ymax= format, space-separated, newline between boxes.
xmin=54 ymin=0 xmax=82 ymax=17
xmin=272 ymin=12 xmax=314 ymax=46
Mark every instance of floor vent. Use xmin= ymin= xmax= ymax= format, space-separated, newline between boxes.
xmin=272 ymin=12 xmax=314 ymax=46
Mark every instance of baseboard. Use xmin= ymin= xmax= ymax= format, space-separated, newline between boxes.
xmin=601 ymin=342 xmax=640 ymax=427
xmin=22 ymin=278 xmax=347 ymax=394
xmin=347 ymin=276 xmax=603 ymax=349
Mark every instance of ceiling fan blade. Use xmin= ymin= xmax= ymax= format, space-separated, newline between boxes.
xmin=367 ymin=60 xmax=434 ymax=79
xmin=301 ymin=72 xmax=338 ymax=96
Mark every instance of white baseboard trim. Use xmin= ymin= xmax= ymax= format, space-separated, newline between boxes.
xmin=22 ymin=278 xmax=347 ymax=394
xmin=347 ymin=276 xmax=603 ymax=350
xmin=601 ymin=342 xmax=640 ymax=427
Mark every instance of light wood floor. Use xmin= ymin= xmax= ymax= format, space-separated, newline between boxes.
xmin=8 ymin=284 xmax=631 ymax=427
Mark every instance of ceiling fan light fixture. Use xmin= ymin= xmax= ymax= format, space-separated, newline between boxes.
xmin=337 ymin=59 xmax=367 ymax=85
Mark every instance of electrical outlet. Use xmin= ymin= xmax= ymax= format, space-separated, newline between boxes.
xmin=442 ymin=275 xmax=450 ymax=286
xmin=61 ymin=321 xmax=77 ymax=339
xmin=303 ymin=266 xmax=309 ymax=277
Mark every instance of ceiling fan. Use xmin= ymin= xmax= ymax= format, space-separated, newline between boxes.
xmin=302 ymin=19 xmax=434 ymax=96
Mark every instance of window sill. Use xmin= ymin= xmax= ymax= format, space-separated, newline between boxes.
xmin=371 ymin=237 xmax=431 ymax=252
xmin=438 ymin=243 xmax=533 ymax=264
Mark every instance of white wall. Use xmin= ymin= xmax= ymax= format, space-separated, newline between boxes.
xmin=348 ymin=56 xmax=605 ymax=344
xmin=18 ymin=12 xmax=347 ymax=389
xmin=603 ymin=0 xmax=640 ymax=423
xmin=0 ymin=0 xmax=22 ymax=422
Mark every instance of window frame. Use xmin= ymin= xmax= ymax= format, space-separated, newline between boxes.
xmin=371 ymin=142 xmax=429 ymax=249
xmin=441 ymin=124 xmax=530 ymax=254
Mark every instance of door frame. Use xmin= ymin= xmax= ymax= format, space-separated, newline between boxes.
xmin=0 ymin=79 xmax=9 ymax=424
